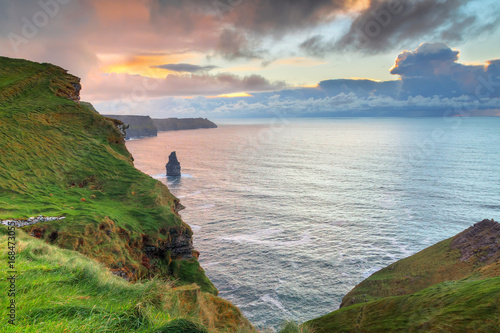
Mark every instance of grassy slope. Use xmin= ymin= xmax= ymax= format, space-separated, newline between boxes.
xmin=0 ymin=56 xmax=216 ymax=291
xmin=0 ymin=56 xmax=252 ymax=330
xmin=306 ymin=221 xmax=500 ymax=332
xmin=0 ymin=225 xmax=253 ymax=332
xmin=306 ymin=277 xmax=500 ymax=332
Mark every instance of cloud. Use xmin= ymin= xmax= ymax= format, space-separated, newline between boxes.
xmin=148 ymin=0 xmax=356 ymax=60
xmin=390 ymin=42 xmax=459 ymax=77
xmin=0 ymin=0 xmax=98 ymax=77
xmin=215 ymin=29 xmax=266 ymax=60
xmin=82 ymin=71 xmax=286 ymax=102
xmin=153 ymin=63 xmax=218 ymax=73
xmin=300 ymin=0 xmax=500 ymax=56
xmin=150 ymin=0 xmax=350 ymax=36
xmin=390 ymin=42 xmax=500 ymax=98
xmin=96 ymin=90 xmax=500 ymax=118
xmin=94 ymin=42 xmax=500 ymax=118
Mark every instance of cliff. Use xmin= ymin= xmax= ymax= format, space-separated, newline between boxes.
xmin=103 ymin=116 xmax=218 ymax=139
xmin=153 ymin=117 xmax=217 ymax=132
xmin=305 ymin=219 xmax=500 ymax=332
xmin=103 ymin=114 xmax=158 ymax=139
xmin=0 ymin=56 xmax=253 ymax=332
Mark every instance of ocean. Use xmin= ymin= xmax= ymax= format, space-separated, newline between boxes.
xmin=125 ymin=117 xmax=500 ymax=329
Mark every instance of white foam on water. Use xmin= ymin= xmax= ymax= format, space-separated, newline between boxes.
xmin=260 ymin=295 xmax=292 ymax=316
xmin=221 ymin=229 xmax=311 ymax=247
xmin=189 ymin=224 xmax=202 ymax=231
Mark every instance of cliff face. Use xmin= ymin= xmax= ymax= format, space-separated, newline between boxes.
xmin=100 ymin=116 xmax=218 ymax=139
xmin=153 ymin=117 xmax=217 ymax=131
xmin=103 ymin=114 xmax=158 ymax=139
xmin=306 ymin=219 xmax=500 ymax=332
xmin=0 ymin=56 xmax=215 ymax=292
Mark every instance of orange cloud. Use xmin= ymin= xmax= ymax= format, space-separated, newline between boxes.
xmin=207 ymin=92 xmax=253 ymax=98
xmin=101 ymin=54 xmax=199 ymax=78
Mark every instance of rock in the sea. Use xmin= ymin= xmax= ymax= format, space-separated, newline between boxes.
xmin=166 ymin=151 xmax=181 ymax=176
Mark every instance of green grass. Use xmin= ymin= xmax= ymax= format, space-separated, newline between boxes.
xmin=0 ymin=56 xmax=213 ymax=289
xmin=305 ymin=222 xmax=500 ymax=332
xmin=170 ymin=260 xmax=219 ymax=296
xmin=338 ymin=237 xmax=476 ymax=307
xmin=306 ymin=277 xmax=500 ymax=332
xmin=0 ymin=226 xmax=254 ymax=332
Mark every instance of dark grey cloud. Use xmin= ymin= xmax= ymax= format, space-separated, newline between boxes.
xmin=230 ymin=0 xmax=347 ymax=36
xmin=149 ymin=0 xmax=352 ymax=60
xmin=151 ymin=0 xmax=349 ymax=34
xmin=301 ymin=0 xmax=500 ymax=56
xmin=153 ymin=63 xmax=218 ymax=73
xmin=215 ymin=28 xmax=266 ymax=60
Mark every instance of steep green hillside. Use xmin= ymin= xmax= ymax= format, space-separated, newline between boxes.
xmin=306 ymin=219 xmax=500 ymax=332
xmin=0 ymin=225 xmax=253 ymax=332
xmin=0 ymin=56 xmax=217 ymax=290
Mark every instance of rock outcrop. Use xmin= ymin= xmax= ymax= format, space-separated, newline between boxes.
xmin=143 ymin=227 xmax=194 ymax=261
xmin=451 ymin=218 xmax=500 ymax=264
xmin=166 ymin=151 xmax=181 ymax=176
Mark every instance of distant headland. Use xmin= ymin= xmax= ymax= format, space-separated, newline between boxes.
xmin=103 ymin=115 xmax=217 ymax=140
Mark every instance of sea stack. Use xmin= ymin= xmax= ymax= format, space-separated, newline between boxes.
xmin=166 ymin=151 xmax=181 ymax=176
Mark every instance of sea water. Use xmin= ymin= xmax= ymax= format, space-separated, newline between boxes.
xmin=125 ymin=117 xmax=500 ymax=329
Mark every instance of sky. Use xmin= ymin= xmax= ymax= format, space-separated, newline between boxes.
xmin=1 ymin=0 xmax=500 ymax=117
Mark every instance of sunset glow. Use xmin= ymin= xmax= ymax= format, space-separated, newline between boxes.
xmin=209 ymin=92 xmax=253 ymax=98
xmin=0 ymin=0 xmax=497 ymax=117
